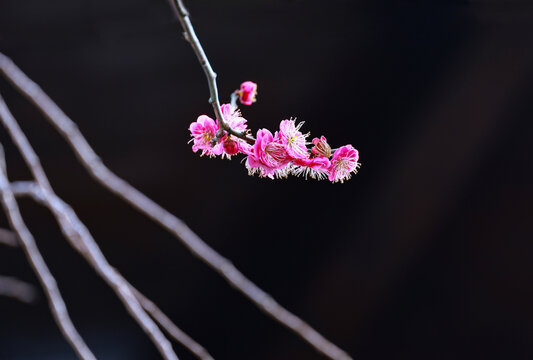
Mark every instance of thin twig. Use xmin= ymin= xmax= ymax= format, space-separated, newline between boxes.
xmin=166 ymin=0 xmax=255 ymax=143
xmin=0 ymin=93 xmax=180 ymax=360
xmin=0 ymin=145 xmax=96 ymax=360
xmin=0 ymin=52 xmax=352 ymax=360
xmin=11 ymin=181 xmax=215 ymax=360
xmin=0 ymin=274 xmax=38 ymax=303
xmin=0 ymin=227 xmax=18 ymax=247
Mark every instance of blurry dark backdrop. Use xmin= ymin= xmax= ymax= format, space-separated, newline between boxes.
xmin=0 ymin=0 xmax=532 ymax=359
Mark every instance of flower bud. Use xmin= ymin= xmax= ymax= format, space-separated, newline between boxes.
xmin=223 ymin=138 xmax=240 ymax=156
xmin=238 ymin=81 xmax=258 ymax=106
xmin=311 ymin=136 xmax=332 ymax=158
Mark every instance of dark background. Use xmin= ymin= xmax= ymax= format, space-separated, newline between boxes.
xmin=0 ymin=0 xmax=532 ymax=359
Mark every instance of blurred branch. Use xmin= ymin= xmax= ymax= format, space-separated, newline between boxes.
xmin=131 ymin=287 xmax=215 ymax=360
xmin=166 ymin=0 xmax=254 ymax=143
xmin=12 ymin=180 xmax=214 ymax=360
xmin=0 ymin=274 xmax=38 ymax=303
xmin=0 ymin=227 xmax=18 ymax=247
xmin=0 ymin=145 xmax=96 ymax=360
xmin=0 ymin=93 xmax=180 ymax=360
xmin=0 ymin=51 xmax=352 ymax=360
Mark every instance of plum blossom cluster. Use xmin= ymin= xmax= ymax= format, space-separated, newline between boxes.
xmin=189 ymin=81 xmax=360 ymax=183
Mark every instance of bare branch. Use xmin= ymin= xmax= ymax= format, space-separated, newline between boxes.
xmin=0 ymin=145 xmax=96 ymax=360
xmin=166 ymin=0 xmax=254 ymax=143
xmin=0 ymin=274 xmax=38 ymax=303
xmin=11 ymin=181 xmax=213 ymax=360
xmin=0 ymin=93 xmax=180 ymax=360
xmin=0 ymin=52 xmax=352 ymax=360
xmin=0 ymin=227 xmax=18 ymax=247
xmin=130 ymin=287 xmax=215 ymax=360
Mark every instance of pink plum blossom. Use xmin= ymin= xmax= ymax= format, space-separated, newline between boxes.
xmin=216 ymin=103 xmax=250 ymax=159
xmin=221 ymin=103 xmax=247 ymax=133
xmin=277 ymin=119 xmax=309 ymax=160
xmin=328 ymin=145 xmax=360 ymax=183
xmin=292 ymin=156 xmax=331 ymax=180
xmin=246 ymin=129 xmax=291 ymax=179
xmin=189 ymin=81 xmax=360 ymax=182
xmin=238 ymin=81 xmax=257 ymax=106
xmin=238 ymin=141 xmax=254 ymax=156
xmin=189 ymin=115 xmax=222 ymax=157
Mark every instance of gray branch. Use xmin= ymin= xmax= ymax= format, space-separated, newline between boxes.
xmin=0 ymin=93 xmax=179 ymax=360
xmin=0 ymin=227 xmax=18 ymax=247
xmin=167 ymin=0 xmax=255 ymax=143
xmin=132 ymin=287 xmax=215 ymax=360
xmin=12 ymin=180 xmax=214 ymax=360
xmin=0 ymin=146 xmax=96 ymax=360
xmin=0 ymin=51 xmax=352 ymax=360
xmin=0 ymin=274 xmax=38 ymax=303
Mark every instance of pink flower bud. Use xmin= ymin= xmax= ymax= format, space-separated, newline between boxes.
xmin=311 ymin=136 xmax=332 ymax=158
xmin=222 ymin=138 xmax=240 ymax=156
xmin=238 ymin=81 xmax=258 ymax=106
